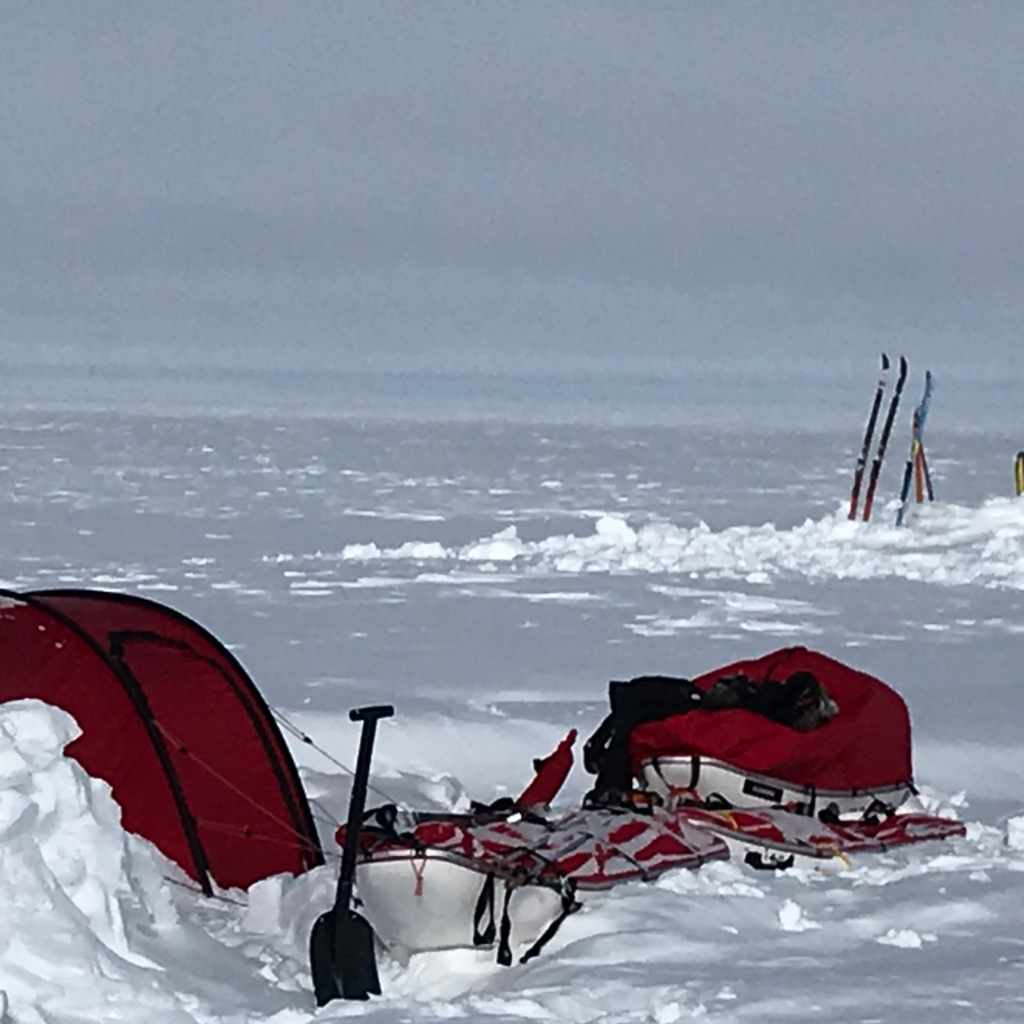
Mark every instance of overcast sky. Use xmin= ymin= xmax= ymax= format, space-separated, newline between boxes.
xmin=1 ymin=2 xmax=1022 ymax=395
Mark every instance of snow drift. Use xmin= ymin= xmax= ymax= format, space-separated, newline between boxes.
xmin=0 ymin=699 xmax=329 ymax=1024
xmin=0 ymin=700 xmax=180 ymax=1021
xmin=284 ymin=500 xmax=1024 ymax=591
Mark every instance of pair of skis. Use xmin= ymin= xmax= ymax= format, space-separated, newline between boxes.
xmin=848 ymin=354 xmax=907 ymax=522
xmin=849 ymin=355 xmax=935 ymax=524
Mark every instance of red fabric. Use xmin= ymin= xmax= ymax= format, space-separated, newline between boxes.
xmin=629 ymin=646 xmax=912 ymax=791
xmin=0 ymin=589 xmax=322 ymax=891
xmin=0 ymin=595 xmax=198 ymax=875
xmin=517 ymin=729 xmax=577 ymax=807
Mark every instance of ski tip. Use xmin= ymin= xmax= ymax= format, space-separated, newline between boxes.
xmin=894 ymin=355 xmax=908 ymax=385
xmin=881 ymin=353 xmax=890 ymax=369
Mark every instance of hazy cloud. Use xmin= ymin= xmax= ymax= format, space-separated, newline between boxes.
xmin=2 ymin=1 xmax=1022 ymax=382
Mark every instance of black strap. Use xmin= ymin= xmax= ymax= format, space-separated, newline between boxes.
xmin=520 ymin=881 xmax=580 ymax=964
xmin=472 ymin=874 xmax=497 ymax=946
xmin=475 ymin=874 xmax=580 ymax=966
xmin=361 ymin=803 xmax=426 ymax=853
xmin=861 ymin=797 xmax=897 ymax=825
xmin=497 ymin=884 xmax=514 ymax=967
xmin=369 ymin=803 xmax=400 ymax=837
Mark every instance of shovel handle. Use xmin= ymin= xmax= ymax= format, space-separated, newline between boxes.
xmin=349 ymin=705 xmax=394 ymax=723
xmin=311 ymin=703 xmax=395 ymax=1006
xmin=335 ymin=706 xmax=394 ymax=899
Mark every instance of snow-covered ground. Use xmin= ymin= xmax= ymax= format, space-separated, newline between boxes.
xmin=3 ymin=407 xmax=1024 ymax=1023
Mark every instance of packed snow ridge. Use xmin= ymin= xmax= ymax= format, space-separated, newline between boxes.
xmin=276 ymin=499 xmax=1024 ymax=591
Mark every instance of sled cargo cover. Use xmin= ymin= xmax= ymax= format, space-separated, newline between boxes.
xmin=630 ymin=646 xmax=912 ymax=793
xmin=0 ymin=588 xmax=322 ymax=893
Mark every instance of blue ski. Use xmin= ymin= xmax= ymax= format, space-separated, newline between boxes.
xmin=895 ymin=371 xmax=934 ymax=527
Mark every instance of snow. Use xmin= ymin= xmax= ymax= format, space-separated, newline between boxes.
xmin=301 ymin=501 xmax=1024 ymax=591
xmin=3 ymin=409 xmax=1024 ymax=1023
xmin=1005 ymin=816 xmax=1024 ymax=851
xmin=0 ymin=700 xmax=185 ymax=1020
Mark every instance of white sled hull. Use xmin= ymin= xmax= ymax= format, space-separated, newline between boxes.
xmin=641 ymin=756 xmax=914 ymax=818
xmin=357 ymin=853 xmax=565 ymax=957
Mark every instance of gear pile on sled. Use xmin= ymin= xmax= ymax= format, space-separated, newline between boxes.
xmin=605 ymin=645 xmax=915 ymax=817
xmin=342 ymin=645 xmax=965 ymax=971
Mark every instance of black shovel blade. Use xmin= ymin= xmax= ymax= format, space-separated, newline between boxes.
xmin=310 ymin=906 xmax=381 ymax=1006
xmin=310 ymin=911 xmax=340 ymax=1007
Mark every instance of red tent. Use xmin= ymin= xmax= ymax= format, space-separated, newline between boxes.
xmin=0 ymin=588 xmax=322 ymax=893
xmin=630 ymin=646 xmax=912 ymax=794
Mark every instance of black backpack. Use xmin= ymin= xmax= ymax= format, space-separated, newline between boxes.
xmin=583 ymin=675 xmax=704 ymax=800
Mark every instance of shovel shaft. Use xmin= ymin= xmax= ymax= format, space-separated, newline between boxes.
xmin=310 ymin=703 xmax=394 ymax=1006
xmin=335 ymin=705 xmax=394 ymax=913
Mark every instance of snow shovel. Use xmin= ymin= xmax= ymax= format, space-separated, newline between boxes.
xmin=310 ymin=704 xmax=394 ymax=1006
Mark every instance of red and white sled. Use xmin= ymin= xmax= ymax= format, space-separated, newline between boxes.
xmin=352 ymin=803 xmax=729 ymax=961
xmin=674 ymin=803 xmax=967 ymax=864
xmin=341 ymin=730 xmax=728 ymax=962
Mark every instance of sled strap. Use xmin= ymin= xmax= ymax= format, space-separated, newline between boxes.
xmin=473 ymin=872 xmax=579 ymax=967
xmin=472 ymin=874 xmax=497 ymax=947
xmin=520 ymin=881 xmax=579 ymax=965
xmin=497 ymin=884 xmax=514 ymax=967
xmin=358 ymin=803 xmax=426 ymax=852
